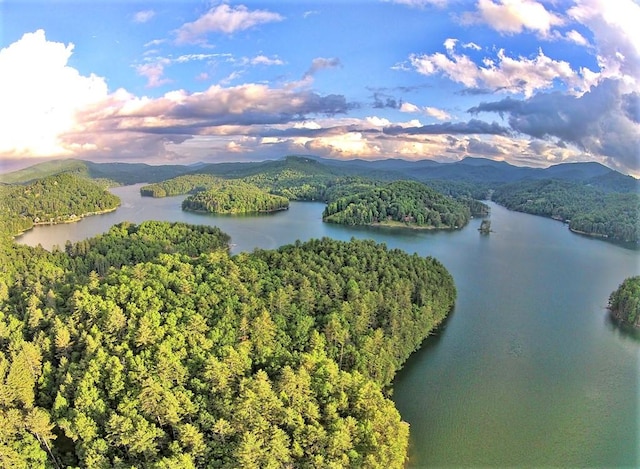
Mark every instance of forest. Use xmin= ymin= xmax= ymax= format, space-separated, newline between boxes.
xmin=608 ymin=276 xmax=640 ymax=328
xmin=0 ymin=173 xmax=120 ymax=235
xmin=182 ymin=181 xmax=290 ymax=214
xmin=323 ymin=181 xmax=472 ymax=229
xmin=0 ymin=206 xmax=456 ymax=468
xmin=492 ymin=179 xmax=640 ymax=244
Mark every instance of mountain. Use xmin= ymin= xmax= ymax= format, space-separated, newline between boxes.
xmin=0 ymin=159 xmax=194 ymax=185
xmin=1 ymin=155 xmax=636 ymax=192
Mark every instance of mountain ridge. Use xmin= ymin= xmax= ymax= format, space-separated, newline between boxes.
xmin=1 ymin=156 xmax=636 ymax=192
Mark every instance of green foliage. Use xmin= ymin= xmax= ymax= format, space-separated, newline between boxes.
xmin=0 ymin=222 xmax=456 ymax=467
xmin=492 ymin=179 xmax=640 ymax=243
xmin=64 ymin=221 xmax=231 ymax=275
xmin=608 ymin=276 xmax=640 ymax=327
xmin=182 ymin=180 xmax=290 ymax=214
xmin=323 ymin=180 xmax=472 ymax=229
xmin=141 ymin=174 xmax=223 ymax=198
xmin=0 ymin=173 xmax=120 ymax=235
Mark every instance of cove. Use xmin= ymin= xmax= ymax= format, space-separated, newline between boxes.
xmin=17 ymin=184 xmax=640 ymax=467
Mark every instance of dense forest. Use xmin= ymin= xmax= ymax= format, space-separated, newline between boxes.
xmin=0 ymin=173 xmax=120 ymax=235
xmin=323 ymin=180 xmax=472 ymax=229
xmin=608 ymin=276 xmax=640 ymax=328
xmin=492 ymin=180 xmax=640 ymax=244
xmin=182 ymin=181 xmax=290 ymax=214
xmin=0 ymin=218 xmax=456 ymax=468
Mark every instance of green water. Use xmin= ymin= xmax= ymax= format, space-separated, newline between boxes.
xmin=18 ymin=185 xmax=640 ymax=467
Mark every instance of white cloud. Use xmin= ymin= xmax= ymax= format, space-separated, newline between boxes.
xmin=564 ymin=29 xmax=589 ymax=46
xmin=136 ymin=59 xmax=172 ymax=88
xmin=0 ymin=30 xmax=108 ymax=157
xmin=410 ymin=40 xmax=587 ymax=97
xmin=133 ymin=10 xmax=155 ymax=24
xmin=463 ymin=41 xmax=482 ymax=50
xmin=425 ymin=106 xmax=451 ymax=120
xmin=400 ymin=102 xmax=421 ymax=113
xmin=249 ymin=55 xmax=284 ymax=66
xmin=568 ymin=0 xmax=640 ymax=90
xmin=467 ymin=0 xmax=564 ymax=38
xmin=175 ymin=4 xmax=283 ymax=44
xmin=444 ymin=38 xmax=457 ymax=52
xmin=400 ymin=102 xmax=451 ymax=120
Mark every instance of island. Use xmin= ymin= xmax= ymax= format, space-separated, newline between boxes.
xmin=322 ymin=180 xmax=471 ymax=229
xmin=608 ymin=276 xmax=640 ymax=328
xmin=182 ymin=180 xmax=289 ymax=214
xmin=478 ymin=219 xmax=491 ymax=234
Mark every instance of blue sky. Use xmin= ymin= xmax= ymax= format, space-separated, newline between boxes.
xmin=1 ymin=0 xmax=638 ymax=175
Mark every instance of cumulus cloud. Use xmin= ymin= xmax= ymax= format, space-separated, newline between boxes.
xmin=468 ymin=79 xmax=640 ymax=171
xmin=175 ymin=4 xmax=283 ymax=44
xmin=463 ymin=0 xmax=564 ymax=38
xmin=410 ymin=39 xmax=588 ymax=97
xmin=0 ymin=30 xmax=108 ymax=157
xmin=568 ymin=0 xmax=640 ymax=89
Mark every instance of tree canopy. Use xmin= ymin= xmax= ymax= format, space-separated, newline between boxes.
xmin=323 ymin=180 xmax=472 ymax=229
xmin=0 ymin=219 xmax=456 ymax=468
xmin=492 ymin=179 xmax=639 ymax=244
xmin=182 ymin=180 xmax=290 ymax=214
xmin=608 ymin=276 xmax=640 ymax=328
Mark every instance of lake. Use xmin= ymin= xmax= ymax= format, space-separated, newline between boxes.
xmin=17 ymin=184 xmax=640 ymax=467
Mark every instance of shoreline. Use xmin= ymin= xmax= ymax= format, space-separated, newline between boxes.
xmin=13 ymin=205 xmax=120 ymax=237
xmin=183 ymin=205 xmax=289 ymax=215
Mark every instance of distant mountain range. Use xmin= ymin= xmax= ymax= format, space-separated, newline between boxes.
xmin=1 ymin=155 xmax=637 ymax=193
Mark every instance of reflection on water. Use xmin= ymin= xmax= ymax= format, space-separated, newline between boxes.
xmin=605 ymin=312 xmax=640 ymax=343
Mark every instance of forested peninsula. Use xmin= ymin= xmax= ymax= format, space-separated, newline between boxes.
xmin=0 ymin=173 xmax=120 ymax=235
xmin=182 ymin=180 xmax=289 ymax=214
xmin=608 ymin=276 xmax=640 ymax=328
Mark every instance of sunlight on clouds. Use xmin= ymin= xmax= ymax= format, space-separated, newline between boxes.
xmin=468 ymin=0 xmax=564 ymax=37
xmin=410 ymin=40 xmax=590 ymax=97
xmin=174 ymin=4 xmax=283 ymax=44
xmin=0 ymin=30 xmax=108 ymax=157
xmin=568 ymin=0 xmax=640 ymax=90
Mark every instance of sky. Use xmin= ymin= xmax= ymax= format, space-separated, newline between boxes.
xmin=0 ymin=0 xmax=639 ymax=175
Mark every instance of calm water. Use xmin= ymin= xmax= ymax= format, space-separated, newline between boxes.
xmin=18 ymin=184 xmax=640 ymax=467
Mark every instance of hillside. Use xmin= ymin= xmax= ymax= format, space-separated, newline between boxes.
xmin=0 ymin=159 xmax=194 ymax=185
xmin=0 ymin=173 xmax=120 ymax=236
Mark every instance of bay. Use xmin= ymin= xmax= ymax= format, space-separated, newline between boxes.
xmin=17 ymin=184 xmax=640 ymax=467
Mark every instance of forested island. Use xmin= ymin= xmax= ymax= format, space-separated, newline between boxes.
xmin=323 ymin=180 xmax=472 ymax=229
xmin=608 ymin=276 xmax=640 ymax=328
xmin=182 ymin=180 xmax=289 ymax=214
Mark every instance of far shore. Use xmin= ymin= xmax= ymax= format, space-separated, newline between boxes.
xmin=14 ymin=205 xmax=120 ymax=237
